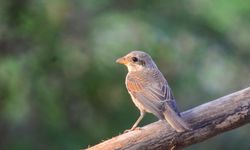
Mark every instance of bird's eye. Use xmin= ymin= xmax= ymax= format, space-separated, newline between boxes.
xmin=131 ymin=57 xmax=138 ymax=62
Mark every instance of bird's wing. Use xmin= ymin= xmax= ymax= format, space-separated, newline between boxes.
xmin=126 ymin=70 xmax=180 ymax=118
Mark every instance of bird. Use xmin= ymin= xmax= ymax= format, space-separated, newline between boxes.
xmin=116 ymin=50 xmax=191 ymax=132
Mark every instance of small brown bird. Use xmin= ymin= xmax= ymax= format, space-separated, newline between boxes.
xmin=116 ymin=50 xmax=191 ymax=132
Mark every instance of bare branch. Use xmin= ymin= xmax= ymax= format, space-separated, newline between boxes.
xmin=86 ymin=87 xmax=250 ymax=150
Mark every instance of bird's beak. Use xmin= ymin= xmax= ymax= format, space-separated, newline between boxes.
xmin=116 ymin=57 xmax=128 ymax=64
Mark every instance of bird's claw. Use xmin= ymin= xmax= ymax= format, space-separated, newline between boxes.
xmin=124 ymin=127 xmax=142 ymax=133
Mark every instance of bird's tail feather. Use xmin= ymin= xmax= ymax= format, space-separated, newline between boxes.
xmin=163 ymin=105 xmax=191 ymax=132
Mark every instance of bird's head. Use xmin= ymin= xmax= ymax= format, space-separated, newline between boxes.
xmin=116 ymin=50 xmax=157 ymax=72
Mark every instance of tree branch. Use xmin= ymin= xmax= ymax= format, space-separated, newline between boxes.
xmin=86 ymin=87 xmax=250 ymax=150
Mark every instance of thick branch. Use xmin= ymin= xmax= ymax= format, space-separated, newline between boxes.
xmin=86 ymin=87 xmax=250 ymax=150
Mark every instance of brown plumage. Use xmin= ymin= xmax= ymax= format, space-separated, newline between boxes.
xmin=116 ymin=50 xmax=191 ymax=132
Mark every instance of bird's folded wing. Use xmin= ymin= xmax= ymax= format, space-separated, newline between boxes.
xmin=126 ymin=72 xmax=180 ymax=116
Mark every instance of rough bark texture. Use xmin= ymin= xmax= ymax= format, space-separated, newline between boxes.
xmin=86 ymin=87 xmax=250 ymax=150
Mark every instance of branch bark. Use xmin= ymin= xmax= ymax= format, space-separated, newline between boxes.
xmin=86 ymin=87 xmax=250 ymax=150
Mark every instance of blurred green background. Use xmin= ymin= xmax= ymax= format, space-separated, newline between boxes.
xmin=0 ymin=0 xmax=250 ymax=149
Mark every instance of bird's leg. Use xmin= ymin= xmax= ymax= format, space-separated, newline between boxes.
xmin=130 ymin=110 xmax=145 ymax=130
xmin=124 ymin=110 xmax=145 ymax=133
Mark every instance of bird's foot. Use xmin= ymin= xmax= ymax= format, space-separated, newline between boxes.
xmin=124 ymin=127 xmax=142 ymax=133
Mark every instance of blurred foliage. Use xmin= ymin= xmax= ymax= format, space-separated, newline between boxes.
xmin=0 ymin=0 xmax=250 ymax=150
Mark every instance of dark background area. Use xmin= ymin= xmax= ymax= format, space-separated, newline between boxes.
xmin=0 ymin=0 xmax=250 ymax=149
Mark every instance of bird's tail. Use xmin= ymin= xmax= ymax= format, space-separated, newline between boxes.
xmin=163 ymin=104 xmax=192 ymax=132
